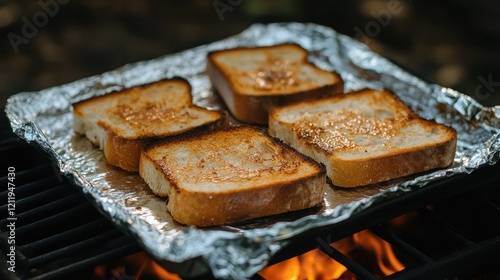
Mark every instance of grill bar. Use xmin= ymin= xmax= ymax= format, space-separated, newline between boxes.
xmin=480 ymin=195 xmax=500 ymax=214
xmin=27 ymin=238 xmax=138 ymax=280
xmin=21 ymin=219 xmax=114 ymax=256
xmin=318 ymin=243 xmax=378 ymax=280
xmin=16 ymin=204 xmax=95 ymax=242
xmin=369 ymin=225 xmax=433 ymax=264
xmin=0 ymin=171 xmax=141 ymax=279
xmin=28 ymin=231 xmax=128 ymax=269
xmin=387 ymin=236 xmax=500 ymax=280
xmin=262 ymin=163 xmax=500 ymax=279
xmin=1 ymin=112 xmax=141 ymax=280
xmin=416 ymin=207 xmax=475 ymax=246
xmin=1 ymin=164 xmax=54 ymax=186
xmin=4 ymin=178 xmax=68 ymax=206
xmin=13 ymin=193 xmax=83 ymax=228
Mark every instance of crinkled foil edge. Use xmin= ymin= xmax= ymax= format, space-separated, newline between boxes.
xmin=5 ymin=22 xmax=500 ymax=279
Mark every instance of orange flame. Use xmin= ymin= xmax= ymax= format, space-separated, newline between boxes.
xmin=93 ymin=252 xmax=181 ymax=280
xmin=353 ymin=230 xmax=405 ymax=276
xmin=94 ymin=224 xmax=407 ymax=279
xmin=259 ymin=229 xmax=405 ymax=279
xmin=259 ymin=249 xmax=349 ymax=280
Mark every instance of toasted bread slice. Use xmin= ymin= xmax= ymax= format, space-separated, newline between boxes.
xmin=73 ymin=78 xmax=227 ymax=172
xmin=139 ymin=126 xmax=326 ymax=227
xmin=269 ymin=89 xmax=457 ymax=188
xmin=207 ymin=43 xmax=344 ymax=125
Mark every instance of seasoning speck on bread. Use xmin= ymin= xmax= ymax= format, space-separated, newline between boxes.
xmin=73 ymin=78 xmax=227 ymax=172
xmin=207 ymin=43 xmax=344 ymax=125
xmin=139 ymin=126 xmax=326 ymax=227
xmin=269 ymin=89 xmax=457 ymax=187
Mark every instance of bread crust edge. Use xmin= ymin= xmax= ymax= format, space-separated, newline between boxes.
xmin=99 ymin=111 xmax=228 ymax=171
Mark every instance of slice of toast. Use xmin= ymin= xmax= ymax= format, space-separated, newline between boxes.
xmin=73 ymin=78 xmax=227 ymax=172
xmin=139 ymin=125 xmax=326 ymax=227
xmin=269 ymin=89 xmax=457 ymax=188
xmin=207 ymin=43 xmax=344 ymax=125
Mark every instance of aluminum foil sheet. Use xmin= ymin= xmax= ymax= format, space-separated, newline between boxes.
xmin=5 ymin=23 xmax=500 ymax=279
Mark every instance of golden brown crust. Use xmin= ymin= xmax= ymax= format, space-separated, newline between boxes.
xmin=167 ymin=174 xmax=324 ymax=227
xmin=139 ymin=125 xmax=326 ymax=227
xmin=100 ymin=114 xmax=227 ymax=172
xmin=269 ymin=88 xmax=458 ymax=188
xmin=72 ymin=77 xmax=193 ymax=109
xmin=72 ymin=78 xmax=228 ymax=172
xmin=206 ymin=43 xmax=344 ymax=125
xmin=332 ymin=133 xmax=457 ymax=187
xmin=103 ymin=130 xmax=146 ymax=172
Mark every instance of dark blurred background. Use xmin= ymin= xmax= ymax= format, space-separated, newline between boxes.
xmin=1 ymin=0 xmax=500 ymax=108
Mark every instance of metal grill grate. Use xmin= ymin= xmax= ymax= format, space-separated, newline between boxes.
xmin=2 ymin=107 xmax=500 ymax=279
xmin=0 ymin=112 xmax=141 ymax=280
xmin=259 ymin=163 xmax=500 ymax=279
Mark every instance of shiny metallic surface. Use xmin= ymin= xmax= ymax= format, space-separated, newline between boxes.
xmin=5 ymin=23 xmax=500 ymax=279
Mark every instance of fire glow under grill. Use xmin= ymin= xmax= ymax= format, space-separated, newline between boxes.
xmin=90 ymin=186 xmax=500 ymax=280
xmin=259 ymin=229 xmax=406 ymax=279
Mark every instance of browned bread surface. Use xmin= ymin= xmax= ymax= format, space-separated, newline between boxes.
xmin=269 ymin=89 xmax=457 ymax=187
xmin=207 ymin=43 xmax=344 ymax=125
xmin=139 ymin=125 xmax=326 ymax=227
xmin=73 ymin=78 xmax=227 ymax=171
